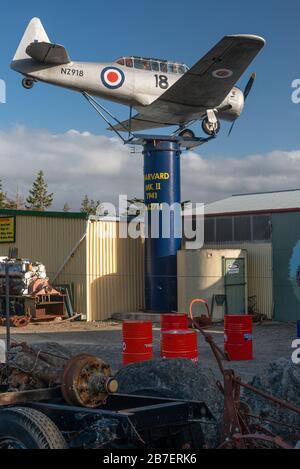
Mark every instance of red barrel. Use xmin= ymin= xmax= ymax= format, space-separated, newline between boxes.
xmin=162 ymin=330 xmax=199 ymax=363
xmin=161 ymin=313 xmax=189 ymax=332
xmin=224 ymin=315 xmax=253 ymax=361
xmin=123 ymin=321 xmax=153 ymax=365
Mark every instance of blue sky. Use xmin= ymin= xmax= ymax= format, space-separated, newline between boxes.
xmin=1 ymin=0 xmax=300 ymax=208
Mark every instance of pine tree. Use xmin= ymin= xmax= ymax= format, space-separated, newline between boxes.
xmin=63 ymin=203 xmax=71 ymax=212
xmin=26 ymin=171 xmax=53 ymax=211
xmin=6 ymin=188 xmax=25 ymax=210
xmin=80 ymin=195 xmax=102 ymax=216
xmin=0 ymin=180 xmax=6 ymax=208
xmin=81 ymin=195 xmax=90 ymax=214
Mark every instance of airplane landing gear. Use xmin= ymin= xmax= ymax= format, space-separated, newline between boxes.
xmin=202 ymin=109 xmax=220 ymax=136
xmin=178 ymin=128 xmax=195 ymax=139
xmin=22 ymin=78 xmax=34 ymax=90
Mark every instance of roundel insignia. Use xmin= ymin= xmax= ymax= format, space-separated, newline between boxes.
xmin=101 ymin=67 xmax=125 ymax=89
xmin=212 ymin=68 xmax=233 ymax=79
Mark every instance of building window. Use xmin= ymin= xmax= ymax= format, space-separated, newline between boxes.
xmin=234 ymin=216 xmax=251 ymax=241
xmin=253 ymin=215 xmax=271 ymax=241
xmin=216 ymin=217 xmax=233 ymax=242
xmin=204 ymin=218 xmax=215 ymax=243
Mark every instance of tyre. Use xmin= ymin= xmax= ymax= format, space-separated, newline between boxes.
xmin=22 ymin=78 xmax=34 ymax=90
xmin=202 ymin=117 xmax=221 ymax=136
xmin=0 ymin=407 xmax=68 ymax=449
xmin=179 ymin=128 xmax=196 ymax=139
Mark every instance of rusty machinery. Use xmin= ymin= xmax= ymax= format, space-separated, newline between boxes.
xmin=0 ymin=337 xmax=299 ymax=449
xmin=0 ymin=257 xmax=66 ymax=328
xmin=190 ymin=320 xmax=300 ymax=449
xmin=0 ymin=342 xmax=215 ymax=450
xmin=1 ymin=335 xmax=299 ymax=450
xmin=0 ymin=300 xmax=299 ymax=448
xmin=0 ymin=343 xmax=118 ymax=409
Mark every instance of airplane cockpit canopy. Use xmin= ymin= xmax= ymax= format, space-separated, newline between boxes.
xmin=115 ymin=56 xmax=189 ymax=74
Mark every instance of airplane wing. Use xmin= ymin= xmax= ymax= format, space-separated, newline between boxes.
xmin=112 ymin=34 xmax=265 ymax=132
xmin=26 ymin=41 xmax=71 ymax=65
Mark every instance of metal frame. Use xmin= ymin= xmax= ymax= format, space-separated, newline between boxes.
xmin=20 ymin=392 xmax=214 ymax=448
xmin=190 ymin=317 xmax=300 ymax=449
xmin=81 ymin=92 xmax=215 ymax=150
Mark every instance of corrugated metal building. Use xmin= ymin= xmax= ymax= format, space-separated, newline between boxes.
xmin=178 ymin=249 xmax=249 ymax=321
xmin=2 ymin=188 xmax=300 ymax=323
xmin=0 ymin=209 xmax=144 ymax=321
xmin=197 ymin=189 xmax=300 ymax=322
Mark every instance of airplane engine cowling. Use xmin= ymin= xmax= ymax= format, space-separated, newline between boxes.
xmin=217 ymin=87 xmax=245 ymax=122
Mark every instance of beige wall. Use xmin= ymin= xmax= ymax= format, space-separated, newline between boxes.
xmin=0 ymin=214 xmax=87 ymax=315
xmin=204 ymin=243 xmax=273 ymax=319
xmin=178 ymin=249 xmax=247 ymax=321
xmin=86 ymin=220 xmax=144 ymax=321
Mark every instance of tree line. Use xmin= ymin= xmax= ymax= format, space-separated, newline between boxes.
xmin=0 ymin=170 xmax=101 ymax=215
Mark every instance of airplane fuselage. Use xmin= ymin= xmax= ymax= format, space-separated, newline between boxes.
xmin=13 ymin=59 xmax=179 ymax=106
xmin=12 ymin=59 xmax=243 ymax=122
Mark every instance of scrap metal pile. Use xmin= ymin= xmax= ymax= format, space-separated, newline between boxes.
xmin=0 ymin=336 xmax=299 ymax=449
xmin=0 ymin=342 xmax=118 ymax=408
xmin=0 ymin=257 xmax=66 ymax=327
xmin=117 ymin=328 xmax=300 ymax=450
xmin=193 ymin=326 xmax=300 ymax=449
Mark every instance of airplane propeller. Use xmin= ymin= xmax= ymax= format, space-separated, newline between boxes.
xmin=228 ymin=72 xmax=257 ymax=136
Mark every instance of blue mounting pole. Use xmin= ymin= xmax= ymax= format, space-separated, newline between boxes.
xmin=143 ymin=139 xmax=182 ymax=312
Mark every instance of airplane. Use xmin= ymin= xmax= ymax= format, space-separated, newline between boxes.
xmin=11 ymin=18 xmax=265 ymax=139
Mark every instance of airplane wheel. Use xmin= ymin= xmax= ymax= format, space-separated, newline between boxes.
xmin=179 ymin=129 xmax=195 ymax=139
xmin=22 ymin=78 xmax=34 ymax=90
xmin=202 ymin=118 xmax=220 ymax=136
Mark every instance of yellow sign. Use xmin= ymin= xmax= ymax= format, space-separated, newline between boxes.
xmin=144 ymin=173 xmax=170 ymax=182
xmin=0 ymin=216 xmax=16 ymax=244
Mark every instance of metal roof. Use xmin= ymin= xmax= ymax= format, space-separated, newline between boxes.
xmin=204 ymin=189 xmax=300 ymax=216
xmin=0 ymin=208 xmax=87 ymax=220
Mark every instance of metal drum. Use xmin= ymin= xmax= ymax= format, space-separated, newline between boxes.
xmin=161 ymin=313 xmax=188 ymax=332
xmin=161 ymin=330 xmax=198 ymax=363
xmin=224 ymin=315 xmax=254 ymax=361
xmin=123 ymin=321 xmax=153 ymax=365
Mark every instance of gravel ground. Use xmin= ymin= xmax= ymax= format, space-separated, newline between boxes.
xmin=0 ymin=320 xmax=297 ymax=379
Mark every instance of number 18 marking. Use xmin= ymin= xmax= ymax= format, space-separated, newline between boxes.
xmin=155 ymin=75 xmax=169 ymax=90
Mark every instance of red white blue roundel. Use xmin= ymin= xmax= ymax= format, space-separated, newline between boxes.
xmin=212 ymin=68 xmax=233 ymax=79
xmin=101 ymin=67 xmax=125 ymax=89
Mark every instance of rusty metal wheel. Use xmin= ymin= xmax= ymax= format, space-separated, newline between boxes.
xmin=61 ymin=354 xmax=117 ymax=408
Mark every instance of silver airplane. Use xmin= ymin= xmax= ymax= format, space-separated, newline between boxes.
xmin=11 ymin=18 xmax=265 ymax=138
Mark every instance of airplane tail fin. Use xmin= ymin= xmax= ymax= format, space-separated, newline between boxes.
xmin=12 ymin=18 xmax=50 ymax=63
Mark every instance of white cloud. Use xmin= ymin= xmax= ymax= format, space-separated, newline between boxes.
xmin=0 ymin=126 xmax=300 ymax=211
xmin=182 ymin=148 xmax=300 ymax=203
